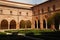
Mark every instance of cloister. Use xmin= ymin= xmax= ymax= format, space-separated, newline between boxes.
xmin=0 ymin=0 xmax=60 ymax=31
xmin=0 ymin=19 xmax=31 ymax=29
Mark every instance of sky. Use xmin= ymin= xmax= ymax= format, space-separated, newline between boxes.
xmin=9 ymin=0 xmax=48 ymax=4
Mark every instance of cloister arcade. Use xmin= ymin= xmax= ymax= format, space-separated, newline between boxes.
xmin=34 ymin=14 xmax=60 ymax=30
xmin=0 ymin=19 xmax=31 ymax=29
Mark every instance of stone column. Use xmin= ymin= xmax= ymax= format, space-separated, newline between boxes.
xmin=31 ymin=21 xmax=34 ymax=29
xmin=46 ymin=20 xmax=48 ymax=29
xmin=32 ymin=16 xmax=35 ymax=29
xmin=16 ymin=23 xmax=19 ymax=30
xmin=17 ymin=13 xmax=20 ymax=30
xmin=31 ymin=22 xmax=35 ymax=29
xmin=37 ymin=21 xmax=38 ymax=29
xmin=40 ymin=15 xmax=43 ymax=30
xmin=40 ymin=22 xmax=43 ymax=30
xmin=8 ymin=22 xmax=10 ymax=30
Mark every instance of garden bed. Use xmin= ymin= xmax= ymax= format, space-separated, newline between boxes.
xmin=4 ymin=29 xmax=54 ymax=35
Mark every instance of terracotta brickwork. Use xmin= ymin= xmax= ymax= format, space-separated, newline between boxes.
xmin=0 ymin=0 xmax=60 ymax=30
xmin=32 ymin=0 xmax=60 ymax=30
xmin=0 ymin=0 xmax=33 ymax=30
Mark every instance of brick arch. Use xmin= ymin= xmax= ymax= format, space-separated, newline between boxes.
xmin=38 ymin=20 xmax=40 ymax=28
xmin=26 ymin=20 xmax=31 ymax=28
xmin=43 ymin=19 xmax=46 ymax=29
xmin=35 ymin=20 xmax=37 ymax=28
xmin=20 ymin=20 xmax=25 ymax=28
xmin=10 ymin=20 xmax=16 ymax=29
xmin=44 ymin=14 xmax=49 ymax=19
xmin=1 ymin=19 xmax=8 ymax=29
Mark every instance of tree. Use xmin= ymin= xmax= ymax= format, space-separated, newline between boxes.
xmin=47 ymin=12 xmax=60 ymax=29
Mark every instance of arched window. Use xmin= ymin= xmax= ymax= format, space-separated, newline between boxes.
xmin=26 ymin=20 xmax=31 ymax=28
xmin=48 ymin=7 xmax=51 ymax=13
xmin=10 ymin=20 xmax=16 ymax=29
xmin=41 ymin=8 xmax=44 ymax=13
xmin=1 ymin=20 xmax=8 ymax=29
xmin=35 ymin=20 xmax=37 ymax=28
xmin=26 ymin=12 xmax=28 ymax=16
xmin=20 ymin=20 xmax=25 ymax=28
xmin=10 ymin=11 xmax=12 ymax=15
xmin=43 ymin=20 xmax=46 ymax=28
xmin=0 ymin=10 xmax=2 ymax=14
xmin=53 ymin=5 xmax=55 ymax=11
xmin=19 ymin=12 xmax=21 ymax=16
xmin=38 ymin=20 xmax=40 ymax=28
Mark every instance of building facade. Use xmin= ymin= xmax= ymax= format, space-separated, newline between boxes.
xmin=0 ymin=0 xmax=33 ymax=30
xmin=0 ymin=0 xmax=60 ymax=30
xmin=32 ymin=0 xmax=60 ymax=30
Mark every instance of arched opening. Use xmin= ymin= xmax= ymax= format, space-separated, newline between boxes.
xmin=20 ymin=20 xmax=25 ymax=28
xmin=26 ymin=20 xmax=31 ymax=28
xmin=1 ymin=20 xmax=8 ymax=29
xmin=47 ymin=23 xmax=51 ymax=29
xmin=35 ymin=20 xmax=37 ymax=28
xmin=38 ymin=20 xmax=40 ymax=29
xmin=43 ymin=20 xmax=46 ymax=29
xmin=55 ymin=19 xmax=59 ymax=30
xmin=10 ymin=20 xmax=16 ymax=29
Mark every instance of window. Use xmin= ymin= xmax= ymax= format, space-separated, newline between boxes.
xmin=33 ymin=10 xmax=35 ymax=15
xmin=19 ymin=12 xmax=21 ymax=16
xmin=0 ymin=10 xmax=2 ymax=14
xmin=26 ymin=12 xmax=28 ymax=16
xmin=41 ymin=8 xmax=44 ymax=13
xmin=10 ymin=11 xmax=12 ymax=15
xmin=48 ymin=7 xmax=51 ymax=13
xmin=40 ymin=9 xmax=42 ymax=13
xmin=53 ymin=5 xmax=55 ymax=11
xmin=38 ymin=9 xmax=40 ymax=15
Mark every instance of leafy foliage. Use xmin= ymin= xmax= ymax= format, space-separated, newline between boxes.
xmin=47 ymin=12 xmax=60 ymax=25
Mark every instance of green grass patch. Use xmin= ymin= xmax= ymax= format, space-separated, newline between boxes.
xmin=5 ymin=29 xmax=54 ymax=35
xmin=0 ymin=32 xmax=6 ymax=35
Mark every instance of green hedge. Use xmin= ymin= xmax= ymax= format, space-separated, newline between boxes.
xmin=5 ymin=29 xmax=53 ymax=35
xmin=0 ymin=32 xmax=6 ymax=35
